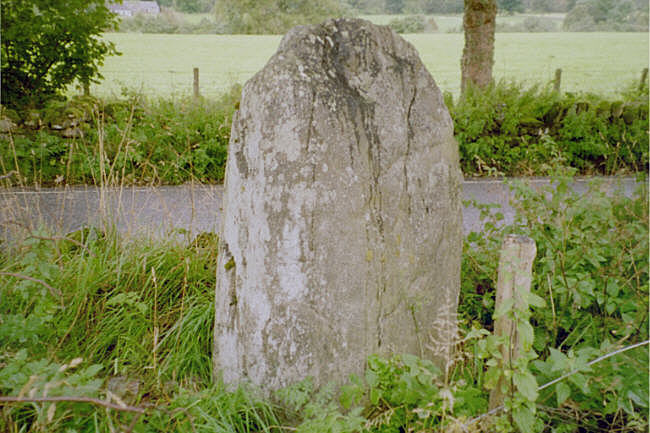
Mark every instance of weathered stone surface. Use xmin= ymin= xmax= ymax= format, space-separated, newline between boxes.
xmin=213 ymin=18 xmax=463 ymax=391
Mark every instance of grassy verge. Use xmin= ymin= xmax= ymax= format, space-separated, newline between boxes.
xmin=0 ymin=173 xmax=647 ymax=432
xmin=1 ymin=82 xmax=648 ymax=187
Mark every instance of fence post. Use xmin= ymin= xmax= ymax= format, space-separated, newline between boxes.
xmin=639 ymin=68 xmax=648 ymax=91
xmin=553 ymin=68 xmax=562 ymax=93
xmin=488 ymin=234 xmax=537 ymax=410
xmin=193 ymin=67 xmax=200 ymax=99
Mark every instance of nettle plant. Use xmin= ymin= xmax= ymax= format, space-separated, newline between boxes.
xmin=461 ymin=172 xmax=649 ymax=431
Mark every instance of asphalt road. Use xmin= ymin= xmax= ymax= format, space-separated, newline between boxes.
xmin=0 ymin=177 xmax=641 ymax=242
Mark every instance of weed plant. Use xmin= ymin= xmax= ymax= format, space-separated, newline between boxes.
xmin=1 ymin=172 xmax=647 ymax=432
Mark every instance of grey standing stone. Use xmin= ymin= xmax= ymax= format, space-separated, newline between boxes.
xmin=213 ymin=18 xmax=463 ymax=392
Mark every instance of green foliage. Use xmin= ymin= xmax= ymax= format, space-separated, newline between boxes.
xmin=2 ymin=82 xmax=647 ymax=187
xmin=385 ymin=0 xmax=405 ymax=14
xmin=450 ymin=81 xmax=649 ymax=176
xmin=117 ymin=9 xmax=226 ymax=34
xmin=461 ymin=173 xmax=649 ymax=431
xmin=497 ymin=0 xmax=524 ymax=13
xmin=214 ymin=0 xmax=349 ymax=34
xmin=563 ymin=0 xmax=649 ymax=31
xmin=387 ymin=15 xmax=438 ymax=33
xmin=495 ymin=16 xmax=559 ymax=32
xmin=169 ymin=0 xmax=215 ymax=14
xmin=1 ymin=172 xmax=648 ymax=431
xmin=0 ymin=88 xmax=238 ymax=186
xmin=0 ymin=0 xmax=120 ymax=109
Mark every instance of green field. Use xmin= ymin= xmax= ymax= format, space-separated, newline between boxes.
xmin=95 ymin=32 xmax=648 ymax=98
xmin=360 ymin=13 xmax=566 ymax=31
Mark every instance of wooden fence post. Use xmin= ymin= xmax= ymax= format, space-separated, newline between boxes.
xmin=553 ymin=68 xmax=562 ymax=93
xmin=193 ymin=67 xmax=200 ymax=99
xmin=639 ymin=68 xmax=648 ymax=91
xmin=488 ymin=234 xmax=537 ymax=410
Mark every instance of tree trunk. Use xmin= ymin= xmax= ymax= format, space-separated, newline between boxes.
xmin=461 ymin=0 xmax=497 ymax=93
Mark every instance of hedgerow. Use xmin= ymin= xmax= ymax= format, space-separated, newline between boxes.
xmin=448 ymin=81 xmax=648 ymax=176
xmin=0 ymin=82 xmax=647 ymax=187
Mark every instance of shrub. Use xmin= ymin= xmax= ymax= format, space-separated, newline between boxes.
xmin=496 ymin=16 xmax=559 ymax=32
xmin=563 ymin=0 xmax=649 ymax=31
xmin=450 ymin=81 xmax=649 ymax=176
xmin=0 ymin=87 xmax=240 ymax=186
xmin=116 ymin=9 xmax=227 ymax=34
xmin=214 ymin=0 xmax=349 ymax=34
xmin=461 ymin=174 xmax=649 ymax=431
xmin=388 ymin=15 xmax=438 ymax=33
xmin=1 ymin=0 xmax=119 ymax=109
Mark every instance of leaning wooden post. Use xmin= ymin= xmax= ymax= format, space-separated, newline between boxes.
xmin=489 ymin=234 xmax=537 ymax=410
xmin=193 ymin=67 xmax=200 ymax=99
xmin=553 ymin=68 xmax=562 ymax=93
xmin=639 ymin=68 xmax=648 ymax=91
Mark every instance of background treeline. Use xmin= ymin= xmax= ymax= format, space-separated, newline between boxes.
xmin=114 ymin=0 xmax=649 ymax=34
xmin=159 ymin=0 xmax=647 ymax=15
xmin=1 ymin=82 xmax=647 ymax=187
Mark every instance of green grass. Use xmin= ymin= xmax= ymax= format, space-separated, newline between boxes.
xmin=0 ymin=174 xmax=647 ymax=432
xmin=359 ymin=13 xmax=565 ymax=31
xmin=95 ymin=32 xmax=648 ymax=98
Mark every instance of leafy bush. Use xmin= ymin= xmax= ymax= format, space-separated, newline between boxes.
xmin=450 ymin=81 xmax=649 ymax=176
xmin=387 ymin=15 xmax=438 ymax=33
xmin=1 ymin=0 xmax=119 ymax=109
xmin=563 ymin=0 xmax=649 ymax=31
xmin=496 ymin=16 xmax=559 ymax=32
xmin=214 ymin=0 xmax=349 ymax=34
xmin=0 ymin=87 xmax=239 ymax=186
xmin=116 ymin=9 xmax=227 ymax=34
xmin=461 ymin=174 xmax=649 ymax=431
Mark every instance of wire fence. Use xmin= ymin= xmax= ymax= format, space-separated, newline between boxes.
xmin=87 ymin=66 xmax=649 ymax=100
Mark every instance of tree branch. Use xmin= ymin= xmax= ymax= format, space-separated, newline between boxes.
xmin=0 ymin=395 xmax=146 ymax=414
xmin=0 ymin=272 xmax=62 ymax=298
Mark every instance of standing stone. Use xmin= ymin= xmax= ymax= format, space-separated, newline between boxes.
xmin=213 ymin=18 xmax=463 ymax=392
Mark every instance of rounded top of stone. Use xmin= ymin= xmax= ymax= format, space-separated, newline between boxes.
xmin=278 ymin=18 xmax=417 ymax=60
xmin=266 ymin=18 xmax=426 ymax=100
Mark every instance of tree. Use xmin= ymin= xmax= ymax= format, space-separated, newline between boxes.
xmin=215 ymin=0 xmax=347 ymax=34
xmin=1 ymin=0 xmax=119 ymax=109
xmin=385 ymin=0 xmax=405 ymax=13
xmin=563 ymin=0 xmax=649 ymax=31
xmin=497 ymin=0 xmax=523 ymax=13
xmin=460 ymin=0 xmax=497 ymax=93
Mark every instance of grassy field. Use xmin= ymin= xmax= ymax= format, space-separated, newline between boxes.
xmin=360 ymin=13 xmax=565 ymax=31
xmin=95 ymin=32 xmax=648 ymax=98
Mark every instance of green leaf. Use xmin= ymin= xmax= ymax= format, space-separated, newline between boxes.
xmin=527 ymin=292 xmax=546 ymax=308
xmin=568 ymin=373 xmax=589 ymax=394
xmin=555 ymin=382 xmax=571 ymax=406
xmin=494 ymin=298 xmax=515 ymax=320
xmin=369 ymin=387 xmax=381 ymax=406
xmin=512 ymin=404 xmax=536 ymax=433
xmin=517 ymin=321 xmax=535 ymax=351
xmin=513 ymin=371 xmax=538 ymax=402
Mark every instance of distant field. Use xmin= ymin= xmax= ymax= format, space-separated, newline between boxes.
xmin=360 ymin=13 xmax=565 ymax=32
xmin=95 ymin=32 xmax=649 ymax=98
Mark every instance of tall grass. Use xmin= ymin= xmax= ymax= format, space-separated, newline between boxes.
xmin=1 ymin=173 xmax=647 ymax=432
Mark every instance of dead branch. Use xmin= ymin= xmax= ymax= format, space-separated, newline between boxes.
xmin=0 ymin=395 xmax=146 ymax=414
